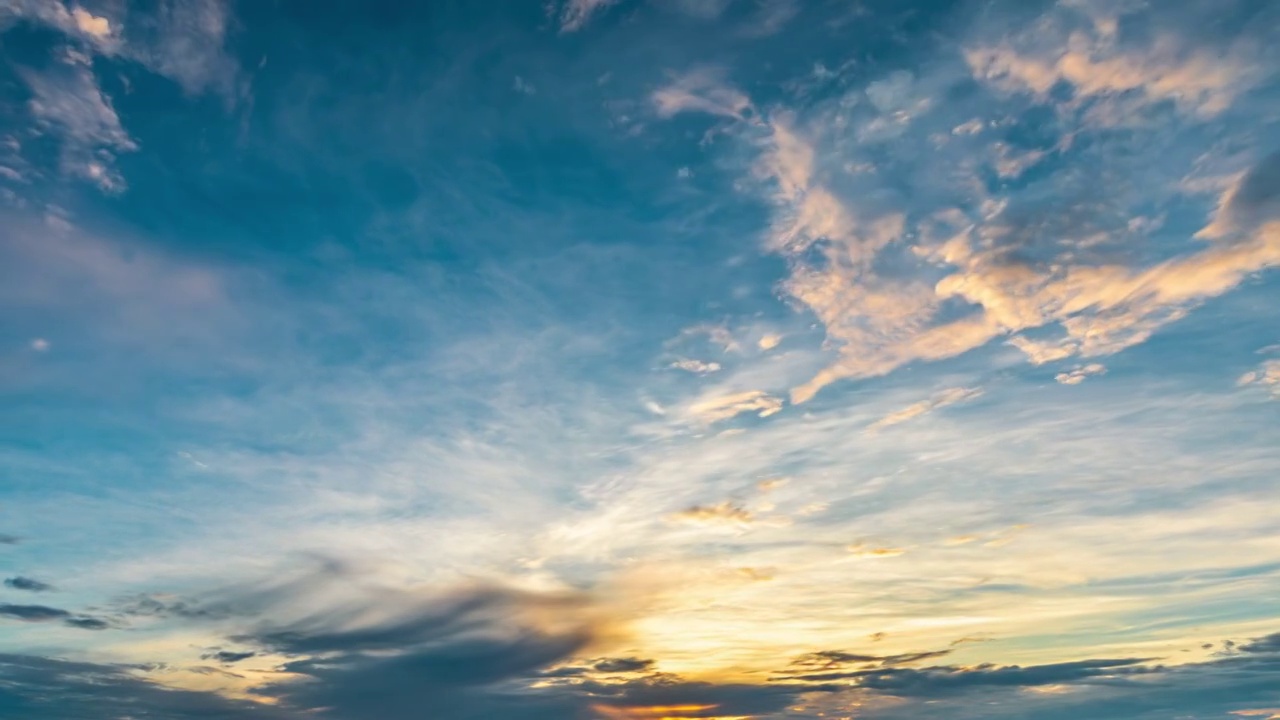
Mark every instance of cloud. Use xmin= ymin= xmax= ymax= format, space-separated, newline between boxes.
xmin=652 ymin=68 xmax=754 ymax=120
xmin=63 ymin=616 xmax=111 ymax=630
xmin=20 ymin=51 xmax=137 ymax=191
xmin=848 ymin=657 xmax=1153 ymax=695
xmin=685 ymin=389 xmax=783 ymax=424
xmin=867 ymin=387 xmax=982 ymax=432
xmin=132 ymin=0 xmax=242 ymax=97
xmin=965 ymin=38 xmax=1254 ymax=119
xmin=784 ymin=648 xmax=955 ymax=679
xmin=0 ymin=535 xmax=19 ymax=545
xmin=1240 ymin=632 xmax=1280 ymax=654
xmin=671 ymin=501 xmax=754 ymax=527
xmin=592 ymin=657 xmax=655 ymax=673
xmin=0 ymin=654 xmax=289 ymax=719
xmin=0 ymin=603 xmax=69 ymax=622
xmin=2 ymin=0 xmax=241 ymax=191
xmin=1 ymin=1 xmax=121 ymax=50
xmin=670 ymin=359 xmax=722 ymax=374
xmin=0 ymin=602 xmax=110 ymax=630
xmin=3 ymin=577 xmax=53 ymax=592
xmin=1201 ymin=151 xmax=1280 ymax=239
xmin=71 ymin=7 xmax=112 ymax=37
xmin=200 ymin=650 xmax=257 ymax=664
xmin=1056 ymin=363 xmax=1107 ymax=385
xmin=558 ymin=0 xmax=619 ymax=33
xmin=844 ymin=630 xmax=1280 ymax=719
xmin=649 ymin=2 xmax=1279 ymax=406
xmin=846 ymin=545 xmax=907 ymax=559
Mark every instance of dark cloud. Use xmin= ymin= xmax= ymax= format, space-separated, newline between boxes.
xmin=846 ymin=657 xmax=1153 ymax=695
xmin=0 ymin=603 xmax=113 ymax=631
xmin=4 ymin=577 xmax=53 ymax=592
xmin=592 ymin=657 xmax=654 ymax=673
xmin=63 ymin=616 xmax=111 ymax=631
xmin=851 ymin=633 xmax=1280 ymax=720
xmin=201 ymin=650 xmax=257 ymax=664
xmin=116 ymin=593 xmax=229 ymax=621
xmin=0 ymin=654 xmax=290 ymax=720
xmin=781 ymin=648 xmax=954 ymax=677
xmin=0 ymin=534 xmax=19 ymax=545
xmin=0 ymin=603 xmax=69 ymax=621
xmin=1228 ymin=150 xmax=1280 ymax=226
xmin=1240 ymin=632 xmax=1280 ymax=655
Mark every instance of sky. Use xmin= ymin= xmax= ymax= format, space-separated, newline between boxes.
xmin=0 ymin=0 xmax=1278 ymax=718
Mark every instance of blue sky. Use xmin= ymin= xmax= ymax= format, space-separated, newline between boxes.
xmin=1 ymin=0 xmax=1279 ymax=718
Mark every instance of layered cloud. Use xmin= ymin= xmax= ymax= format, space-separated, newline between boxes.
xmin=653 ymin=0 xmax=1280 ymax=404
xmin=0 ymin=0 xmax=1277 ymax=719
xmin=1 ymin=0 xmax=240 ymax=191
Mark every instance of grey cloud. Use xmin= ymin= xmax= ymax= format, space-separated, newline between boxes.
xmin=0 ymin=534 xmax=19 ymax=545
xmin=852 ymin=634 xmax=1280 ymax=720
xmin=1226 ymin=151 xmax=1280 ymax=228
xmin=62 ymin=616 xmax=110 ymax=631
xmin=592 ymin=656 xmax=654 ymax=673
xmin=0 ymin=654 xmax=291 ymax=720
xmin=4 ymin=577 xmax=53 ymax=592
xmin=780 ymin=648 xmax=955 ymax=678
xmin=1240 ymin=632 xmax=1280 ymax=654
xmin=201 ymin=650 xmax=257 ymax=664
xmin=847 ymin=657 xmax=1153 ymax=695
xmin=0 ymin=603 xmax=69 ymax=621
xmin=116 ymin=593 xmax=230 ymax=620
xmin=0 ymin=603 xmax=113 ymax=631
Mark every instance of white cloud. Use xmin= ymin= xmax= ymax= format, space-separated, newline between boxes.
xmin=1055 ymin=364 xmax=1107 ymax=385
xmin=1238 ymin=360 xmax=1280 ymax=397
xmin=965 ymin=30 xmax=1258 ymax=119
xmin=557 ymin=0 xmax=619 ymax=33
xmin=21 ymin=53 xmax=137 ymax=191
xmin=670 ymin=359 xmax=722 ymax=374
xmin=71 ymin=6 xmax=112 ymax=37
xmin=652 ymin=68 xmax=754 ymax=120
xmin=685 ymin=389 xmax=784 ymax=424
xmin=652 ymin=4 xmax=1279 ymax=405
xmin=513 ymin=76 xmax=536 ymax=95
xmin=867 ymin=387 xmax=982 ymax=432
xmin=138 ymin=0 xmax=240 ymax=97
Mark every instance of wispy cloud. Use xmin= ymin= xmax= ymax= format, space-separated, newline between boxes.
xmin=557 ymin=0 xmax=620 ymax=33
xmin=684 ymin=389 xmax=783 ymax=424
xmin=21 ymin=51 xmax=137 ymax=191
xmin=1238 ymin=359 xmax=1280 ymax=397
xmin=1055 ymin=363 xmax=1107 ymax=385
xmin=867 ymin=387 xmax=982 ymax=432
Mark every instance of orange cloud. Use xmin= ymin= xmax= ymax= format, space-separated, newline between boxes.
xmin=592 ymin=704 xmax=736 ymax=720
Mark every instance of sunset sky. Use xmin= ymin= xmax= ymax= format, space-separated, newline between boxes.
xmin=1 ymin=1 xmax=1279 ymax=718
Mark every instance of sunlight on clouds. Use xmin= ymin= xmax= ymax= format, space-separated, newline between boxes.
xmin=593 ymin=704 xmax=740 ymax=720
xmin=846 ymin=544 xmax=906 ymax=559
xmin=653 ymin=68 xmax=755 ymax=120
xmin=685 ymin=389 xmax=784 ymax=424
xmin=1238 ymin=360 xmax=1280 ymax=397
xmin=2 ymin=1 xmax=1278 ymax=717
xmin=965 ymin=37 xmax=1252 ymax=118
xmin=71 ymin=7 xmax=113 ymax=38
xmin=671 ymin=502 xmax=754 ymax=528
xmin=1054 ymin=363 xmax=1106 ymax=385
xmin=866 ymin=387 xmax=982 ymax=432
xmin=651 ymin=4 xmax=1280 ymax=406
